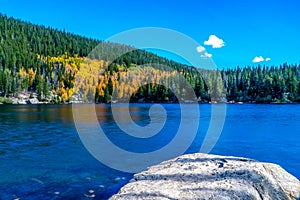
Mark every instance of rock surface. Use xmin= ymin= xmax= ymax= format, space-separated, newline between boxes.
xmin=110 ymin=153 xmax=300 ymax=200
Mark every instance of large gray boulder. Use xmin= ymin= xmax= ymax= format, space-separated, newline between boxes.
xmin=110 ymin=153 xmax=300 ymax=200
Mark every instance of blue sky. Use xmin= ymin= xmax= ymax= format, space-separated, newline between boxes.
xmin=0 ymin=0 xmax=299 ymax=68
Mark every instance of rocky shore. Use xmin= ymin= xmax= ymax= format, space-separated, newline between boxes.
xmin=0 ymin=92 xmax=83 ymax=104
xmin=110 ymin=153 xmax=300 ymax=200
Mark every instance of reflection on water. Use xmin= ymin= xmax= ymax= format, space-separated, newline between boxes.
xmin=0 ymin=104 xmax=300 ymax=199
xmin=0 ymin=105 xmax=130 ymax=200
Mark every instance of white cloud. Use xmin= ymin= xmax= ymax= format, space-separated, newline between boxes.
xmin=265 ymin=57 xmax=271 ymax=61
xmin=252 ymin=56 xmax=264 ymax=63
xmin=201 ymin=52 xmax=212 ymax=58
xmin=204 ymin=35 xmax=225 ymax=48
xmin=205 ymin=52 xmax=212 ymax=58
xmin=196 ymin=46 xmax=206 ymax=53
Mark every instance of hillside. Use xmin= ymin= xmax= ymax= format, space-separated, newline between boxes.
xmin=0 ymin=13 xmax=300 ymax=104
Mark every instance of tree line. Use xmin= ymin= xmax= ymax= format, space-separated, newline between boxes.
xmin=0 ymin=13 xmax=299 ymax=104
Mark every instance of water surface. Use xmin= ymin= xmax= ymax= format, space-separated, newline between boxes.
xmin=0 ymin=104 xmax=299 ymax=199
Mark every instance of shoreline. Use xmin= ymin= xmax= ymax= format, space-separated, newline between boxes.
xmin=1 ymin=91 xmax=298 ymax=105
xmin=0 ymin=100 xmax=299 ymax=105
xmin=0 ymin=91 xmax=299 ymax=105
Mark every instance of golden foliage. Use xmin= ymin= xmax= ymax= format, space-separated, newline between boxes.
xmin=28 ymin=68 xmax=36 ymax=86
xmin=38 ymin=54 xmax=186 ymax=102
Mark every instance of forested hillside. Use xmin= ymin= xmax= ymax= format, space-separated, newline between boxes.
xmin=0 ymin=13 xmax=300 ymax=104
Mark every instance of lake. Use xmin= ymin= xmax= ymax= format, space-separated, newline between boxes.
xmin=0 ymin=104 xmax=300 ymax=199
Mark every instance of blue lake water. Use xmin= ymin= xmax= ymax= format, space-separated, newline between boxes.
xmin=0 ymin=104 xmax=300 ymax=199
